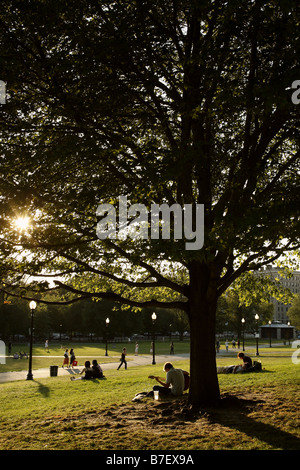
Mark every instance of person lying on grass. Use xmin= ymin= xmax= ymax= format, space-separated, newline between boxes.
xmin=217 ymin=352 xmax=254 ymax=374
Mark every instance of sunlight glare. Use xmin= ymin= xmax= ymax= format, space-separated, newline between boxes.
xmin=14 ymin=216 xmax=31 ymax=232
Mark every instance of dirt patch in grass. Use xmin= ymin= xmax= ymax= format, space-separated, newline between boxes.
xmin=1 ymin=379 xmax=298 ymax=450
xmin=41 ymin=388 xmax=299 ymax=451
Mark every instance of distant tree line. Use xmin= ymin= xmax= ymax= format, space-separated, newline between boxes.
xmin=0 ymin=288 xmax=273 ymax=343
xmin=0 ymin=291 xmax=189 ymax=342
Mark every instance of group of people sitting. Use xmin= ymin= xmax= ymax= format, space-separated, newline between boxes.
xmin=70 ymin=353 xmax=259 ymax=392
xmin=13 ymin=351 xmax=28 ymax=359
xmin=70 ymin=359 xmax=105 ymax=381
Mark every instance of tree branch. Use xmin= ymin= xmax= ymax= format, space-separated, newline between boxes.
xmin=53 ymin=280 xmax=187 ymax=311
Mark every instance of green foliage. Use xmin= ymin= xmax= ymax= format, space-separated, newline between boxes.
xmin=216 ymin=290 xmax=274 ymax=336
xmin=229 ymin=269 xmax=295 ymax=307
xmin=0 ymin=1 xmax=299 ymax=310
xmin=287 ymin=295 xmax=300 ymax=329
xmin=0 ymin=290 xmax=188 ymax=340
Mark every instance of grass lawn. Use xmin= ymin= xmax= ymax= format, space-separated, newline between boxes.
xmin=0 ymin=345 xmax=299 ymax=451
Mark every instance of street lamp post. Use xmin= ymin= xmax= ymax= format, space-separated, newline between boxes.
xmin=105 ymin=317 xmax=110 ymax=356
xmin=255 ymin=313 xmax=259 ymax=356
xmin=152 ymin=312 xmax=157 ymax=365
xmin=287 ymin=322 xmax=291 ymax=346
xmin=241 ymin=318 xmax=245 ymax=351
xmin=27 ymin=300 xmax=36 ymax=380
xmin=269 ymin=320 xmax=272 ymax=348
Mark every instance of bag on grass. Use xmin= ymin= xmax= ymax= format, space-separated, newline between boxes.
xmin=184 ymin=373 xmax=190 ymax=391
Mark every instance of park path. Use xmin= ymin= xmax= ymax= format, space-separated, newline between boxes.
xmin=0 ymin=343 xmax=291 ymax=383
xmin=0 ymin=354 xmax=189 ymax=383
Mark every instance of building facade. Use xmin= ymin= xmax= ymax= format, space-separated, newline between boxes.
xmin=260 ymin=321 xmax=296 ymax=341
xmin=258 ymin=265 xmax=300 ymax=323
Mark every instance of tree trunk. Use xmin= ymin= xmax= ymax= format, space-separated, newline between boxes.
xmin=187 ymin=261 xmax=220 ymax=407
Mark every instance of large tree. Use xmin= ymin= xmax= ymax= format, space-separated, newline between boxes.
xmin=0 ymin=0 xmax=299 ymax=405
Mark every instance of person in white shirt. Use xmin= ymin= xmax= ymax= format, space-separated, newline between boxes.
xmin=148 ymin=362 xmax=186 ymax=396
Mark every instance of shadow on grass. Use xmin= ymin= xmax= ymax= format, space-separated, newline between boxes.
xmin=151 ymin=392 xmax=300 ymax=450
xmin=34 ymin=380 xmax=51 ymax=398
xmin=209 ymin=394 xmax=300 ymax=450
xmin=63 ymin=368 xmax=81 ymax=374
xmin=34 ymin=376 xmax=106 ymax=397
xmin=217 ymin=369 xmax=274 ymax=375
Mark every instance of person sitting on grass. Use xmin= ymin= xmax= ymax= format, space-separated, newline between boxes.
xmin=132 ymin=363 xmax=189 ymax=402
xmin=148 ymin=362 xmax=187 ymax=397
xmin=92 ymin=359 xmax=104 ymax=378
xmin=233 ymin=352 xmax=253 ymax=373
xmin=70 ymin=361 xmax=94 ymax=381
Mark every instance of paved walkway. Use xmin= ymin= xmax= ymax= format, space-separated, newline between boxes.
xmin=0 ymin=343 xmax=292 ymax=383
xmin=0 ymin=354 xmax=189 ymax=383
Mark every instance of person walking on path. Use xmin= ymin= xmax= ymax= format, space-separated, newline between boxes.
xmin=117 ymin=347 xmax=127 ymax=370
xmin=62 ymin=348 xmax=69 ymax=368
xmin=70 ymin=348 xmax=76 ymax=368
xmin=135 ymin=342 xmax=139 ymax=356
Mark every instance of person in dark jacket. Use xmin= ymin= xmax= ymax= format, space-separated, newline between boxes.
xmin=117 ymin=348 xmax=127 ymax=370
xmin=233 ymin=352 xmax=252 ymax=373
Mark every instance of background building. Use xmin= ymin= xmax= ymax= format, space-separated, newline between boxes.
xmin=257 ymin=265 xmax=299 ymax=340
xmin=258 ymin=265 xmax=300 ymax=323
xmin=260 ymin=321 xmax=296 ymax=341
